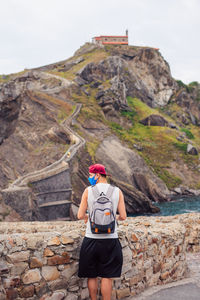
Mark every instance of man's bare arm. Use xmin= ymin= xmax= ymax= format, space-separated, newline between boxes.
xmin=116 ymin=189 xmax=127 ymax=221
xmin=77 ymin=188 xmax=88 ymax=220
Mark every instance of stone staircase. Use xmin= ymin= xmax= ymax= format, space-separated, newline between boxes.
xmin=2 ymin=72 xmax=85 ymax=221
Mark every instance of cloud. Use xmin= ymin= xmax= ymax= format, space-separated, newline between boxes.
xmin=0 ymin=0 xmax=199 ymax=83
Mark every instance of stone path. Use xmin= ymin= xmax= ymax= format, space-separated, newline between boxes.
xmin=10 ymin=71 xmax=85 ymax=188
xmin=129 ymin=251 xmax=200 ymax=300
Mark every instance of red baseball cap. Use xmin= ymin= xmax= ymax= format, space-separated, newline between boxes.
xmin=89 ymin=164 xmax=107 ymax=175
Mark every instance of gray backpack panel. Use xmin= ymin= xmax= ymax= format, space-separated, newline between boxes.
xmin=90 ymin=185 xmax=116 ymax=234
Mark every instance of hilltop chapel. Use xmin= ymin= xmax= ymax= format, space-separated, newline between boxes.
xmin=92 ymin=30 xmax=129 ymax=46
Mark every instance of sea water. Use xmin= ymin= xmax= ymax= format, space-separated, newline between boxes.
xmin=129 ymin=196 xmax=200 ymax=217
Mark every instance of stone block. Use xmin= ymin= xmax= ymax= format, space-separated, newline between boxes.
xmin=116 ymin=288 xmax=130 ymax=299
xmin=64 ymin=293 xmax=78 ymax=300
xmin=58 ymin=265 xmax=65 ymax=271
xmin=10 ymin=262 xmax=28 ymax=276
xmin=3 ymin=276 xmax=21 ymax=288
xmin=81 ymin=288 xmax=89 ymax=299
xmin=114 ymin=279 xmax=121 ymax=289
xmin=81 ymin=278 xmax=88 ymax=288
xmin=125 ymin=266 xmax=139 ymax=279
xmin=111 ymin=289 xmax=117 ymax=300
xmin=67 ymin=285 xmax=79 ymax=292
xmin=42 ymin=266 xmax=60 ymax=281
xmin=5 ymin=288 xmax=18 ymax=300
xmin=147 ymin=243 xmax=158 ymax=256
xmin=160 ymin=271 xmax=170 ymax=280
xmin=61 ymin=263 xmax=78 ymax=281
xmin=61 ymin=236 xmax=74 ymax=245
xmin=134 ymin=280 xmax=145 ymax=294
xmin=129 ymin=272 xmax=144 ymax=285
xmin=44 ymin=248 xmax=54 ymax=257
xmin=144 ymin=258 xmax=152 ymax=270
xmin=131 ymin=233 xmax=139 ymax=242
xmin=0 ymin=261 xmax=9 ymax=275
xmin=153 ymin=262 xmax=161 ymax=273
xmin=0 ymin=292 xmax=6 ymax=300
xmin=19 ymin=285 xmax=34 ymax=298
xmin=47 ymin=237 xmax=61 ymax=246
xmin=22 ymin=269 xmax=41 ymax=284
xmin=30 ymin=257 xmax=43 ymax=268
xmin=48 ymin=279 xmax=68 ymax=291
xmin=122 ymin=246 xmax=132 ymax=265
xmin=120 ymin=237 xmax=128 ymax=248
xmin=35 ymin=280 xmax=49 ymax=297
xmin=121 ymin=263 xmax=132 ymax=275
xmin=27 ymin=237 xmax=41 ymax=250
xmin=148 ymin=272 xmax=160 ymax=287
xmin=45 ymin=290 xmax=67 ymax=300
xmin=145 ymin=267 xmax=153 ymax=281
xmin=161 ymin=260 xmax=174 ymax=272
xmin=68 ymin=276 xmax=79 ymax=288
xmin=47 ymin=252 xmax=70 ymax=266
xmin=6 ymin=251 xmax=30 ymax=263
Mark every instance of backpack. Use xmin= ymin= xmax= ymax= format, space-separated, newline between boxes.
xmin=89 ymin=184 xmax=116 ymax=234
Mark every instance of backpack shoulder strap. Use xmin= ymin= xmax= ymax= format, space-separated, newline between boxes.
xmin=91 ymin=185 xmax=100 ymax=199
xmin=106 ymin=185 xmax=115 ymax=199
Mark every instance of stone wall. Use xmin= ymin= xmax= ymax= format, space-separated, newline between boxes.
xmin=0 ymin=213 xmax=200 ymax=300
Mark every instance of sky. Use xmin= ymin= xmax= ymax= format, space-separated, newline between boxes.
xmin=0 ymin=0 xmax=199 ymax=83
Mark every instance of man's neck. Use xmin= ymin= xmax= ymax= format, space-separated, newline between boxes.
xmin=97 ymin=178 xmax=107 ymax=184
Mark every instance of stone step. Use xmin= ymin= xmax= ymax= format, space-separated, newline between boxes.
xmin=36 ymin=189 xmax=72 ymax=196
xmin=38 ymin=200 xmax=71 ymax=221
xmin=51 ymin=217 xmax=71 ymax=221
xmin=39 ymin=200 xmax=71 ymax=208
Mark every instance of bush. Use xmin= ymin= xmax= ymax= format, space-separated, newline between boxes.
xmin=176 ymin=80 xmax=187 ymax=89
xmin=173 ymin=142 xmax=188 ymax=153
xmin=180 ymin=128 xmax=194 ymax=139
xmin=120 ymin=109 xmax=136 ymax=123
xmin=188 ymin=81 xmax=199 ymax=87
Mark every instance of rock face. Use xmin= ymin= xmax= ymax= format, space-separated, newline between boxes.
xmin=77 ymin=47 xmax=177 ymax=110
xmin=187 ymin=144 xmax=198 ymax=155
xmin=0 ymin=79 xmax=25 ymax=143
xmin=175 ymin=83 xmax=200 ymax=125
xmin=96 ymin=136 xmax=170 ymax=203
xmin=139 ymin=114 xmax=169 ymax=127
xmin=109 ymin=177 xmax=160 ymax=214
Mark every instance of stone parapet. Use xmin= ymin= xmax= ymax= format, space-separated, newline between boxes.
xmin=0 ymin=213 xmax=200 ymax=299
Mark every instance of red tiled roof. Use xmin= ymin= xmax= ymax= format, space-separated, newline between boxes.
xmin=102 ymin=42 xmax=128 ymax=45
xmin=94 ymin=36 xmax=128 ymax=39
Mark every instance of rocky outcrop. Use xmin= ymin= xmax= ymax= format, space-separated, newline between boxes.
xmin=132 ymin=173 xmax=170 ymax=202
xmin=96 ymin=136 xmax=170 ymax=203
xmin=187 ymin=144 xmax=198 ymax=155
xmin=174 ymin=83 xmax=200 ymax=125
xmin=0 ymin=79 xmax=25 ymax=143
xmin=127 ymin=47 xmax=177 ymax=107
xmin=139 ymin=114 xmax=169 ymax=127
xmin=109 ymin=178 xmax=160 ymax=214
xmin=77 ymin=47 xmax=177 ymax=110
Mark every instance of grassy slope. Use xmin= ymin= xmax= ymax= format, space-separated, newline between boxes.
xmin=46 ymin=44 xmax=200 ymax=189
xmin=47 ymin=47 xmax=109 ymax=81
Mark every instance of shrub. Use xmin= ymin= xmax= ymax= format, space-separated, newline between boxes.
xmin=176 ymin=80 xmax=187 ymax=89
xmin=180 ymin=128 xmax=194 ymax=139
xmin=173 ymin=142 xmax=188 ymax=153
